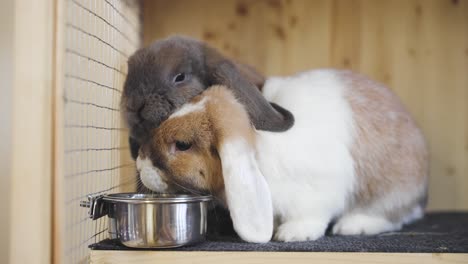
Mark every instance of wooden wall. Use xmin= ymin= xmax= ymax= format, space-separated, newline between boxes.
xmin=143 ymin=0 xmax=468 ymax=211
xmin=0 ymin=1 xmax=14 ymax=263
xmin=8 ymin=0 xmax=54 ymax=263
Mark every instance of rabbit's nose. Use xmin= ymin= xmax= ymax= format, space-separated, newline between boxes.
xmin=139 ymin=99 xmax=166 ymax=126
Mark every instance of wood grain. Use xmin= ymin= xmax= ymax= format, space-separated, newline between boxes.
xmin=90 ymin=251 xmax=468 ymax=264
xmin=0 ymin=1 xmax=14 ymax=263
xmin=9 ymin=0 xmax=54 ymax=263
xmin=143 ymin=0 xmax=468 ymax=210
xmin=52 ymin=0 xmax=65 ymax=262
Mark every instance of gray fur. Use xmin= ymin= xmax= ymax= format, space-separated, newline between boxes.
xmin=122 ymin=36 xmax=294 ymax=159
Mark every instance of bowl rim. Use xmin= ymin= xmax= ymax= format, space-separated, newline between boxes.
xmin=102 ymin=192 xmax=213 ymax=204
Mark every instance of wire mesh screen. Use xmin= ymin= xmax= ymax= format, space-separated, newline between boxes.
xmin=62 ymin=0 xmax=140 ymax=263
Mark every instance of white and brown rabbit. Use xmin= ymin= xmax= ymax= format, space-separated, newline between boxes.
xmin=136 ymin=69 xmax=428 ymax=243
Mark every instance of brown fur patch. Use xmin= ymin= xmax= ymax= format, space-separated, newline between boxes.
xmin=340 ymin=71 xmax=429 ymax=221
xmin=152 ymin=106 xmax=222 ymax=195
xmin=143 ymin=85 xmax=254 ymax=200
xmin=204 ymin=85 xmax=256 ymax=146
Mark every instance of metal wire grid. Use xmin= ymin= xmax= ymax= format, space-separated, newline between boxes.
xmin=63 ymin=0 xmax=140 ymax=263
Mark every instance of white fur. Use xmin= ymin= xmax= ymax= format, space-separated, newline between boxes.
xmin=219 ymin=138 xmax=273 ymax=243
xmin=402 ymin=205 xmax=424 ymax=224
xmin=332 ymin=213 xmax=399 ymax=235
xmin=337 ymin=186 xmax=425 ymax=235
xmin=255 ymin=70 xmax=425 ymax=240
xmin=136 ymin=156 xmax=168 ymax=192
xmin=169 ymin=97 xmax=207 ymax=119
xmin=255 ymin=70 xmax=357 ymax=241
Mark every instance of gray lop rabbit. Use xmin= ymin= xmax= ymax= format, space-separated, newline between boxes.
xmin=121 ymin=35 xmax=294 ymax=159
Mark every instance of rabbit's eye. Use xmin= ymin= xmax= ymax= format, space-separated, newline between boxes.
xmin=173 ymin=73 xmax=186 ymax=83
xmin=175 ymin=141 xmax=192 ymax=151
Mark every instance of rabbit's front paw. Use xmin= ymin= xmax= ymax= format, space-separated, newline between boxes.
xmin=274 ymin=219 xmax=328 ymax=242
xmin=332 ymin=213 xmax=399 ymax=235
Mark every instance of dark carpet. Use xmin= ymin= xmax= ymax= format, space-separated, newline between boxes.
xmin=90 ymin=211 xmax=468 ymax=253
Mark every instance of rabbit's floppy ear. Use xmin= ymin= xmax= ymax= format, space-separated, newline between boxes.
xmin=205 ymin=85 xmax=273 ymax=242
xmin=203 ymin=45 xmax=294 ymax=132
xmin=218 ymin=138 xmax=273 ymax=243
xmin=233 ymin=61 xmax=265 ymax=91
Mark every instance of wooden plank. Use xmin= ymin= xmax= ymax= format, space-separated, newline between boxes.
xmin=329 ymin=0 xmax=361 ymax=71
xmin=143 ymin=0 xmax=468 ymax=211
xmin=260 ymin=0 xmax=333 ymax=75
xmin=0 ymin=1 xmax=14 ymax=263
xmin=430 ymin=0 xmax=468 ymax=210
xmin=9 ymin=0 xmax=54 ymax=263
xmin=90 ymin=251 xmax=468 ymax=264
xmin=52 ymin=0 xmax=65 ymax=263
xmin=143 ymin=0 xmax=332 ymax=74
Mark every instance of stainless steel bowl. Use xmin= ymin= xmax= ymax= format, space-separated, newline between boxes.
xmin=81 ymin=193 xmax=212 ymax=248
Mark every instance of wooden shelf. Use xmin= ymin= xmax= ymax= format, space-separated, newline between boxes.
xmin=90 ymin=251 xmax=468 ymax=264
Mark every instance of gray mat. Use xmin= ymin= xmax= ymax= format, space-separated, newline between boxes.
xmin=90 ymin=212 xmax=468 ymax=253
